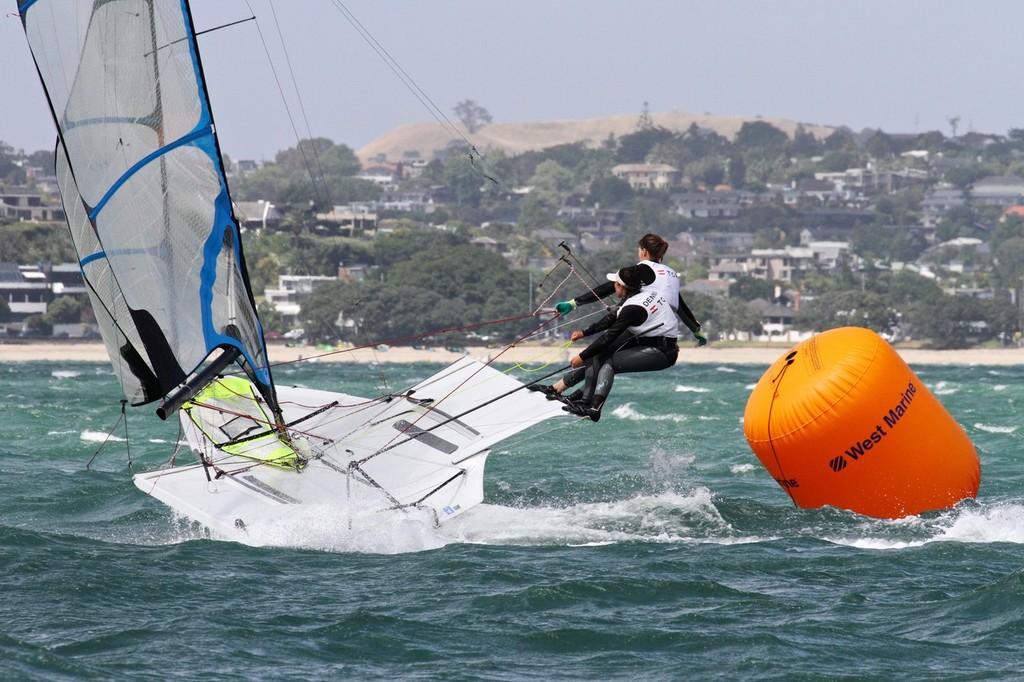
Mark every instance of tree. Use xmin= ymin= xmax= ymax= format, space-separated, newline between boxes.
xmin=453 ymin=100 xmax=493 ymax=134
xmin=727 ymin=153 xmax=747 ymax=189
xmin=735 ymin=121 xmax=789 ymax=154
xmin=992 ymin=237 xmax=1024 ymax=289
xmin=586 ymin=175 xmax=633 ymax=208
xmin=615 ymin=127 xmax=675 ymax=164
xmin=44 ymin=295 xmax=84 ymax=325
xmin=786 ymin=124 xmax=824 ymax=158
xmin=711 ymin=298 xmax=764 ymax=338
xmin=442 ymin=154 xmax=485 ymax=212
xmin=729 ymin=275 xmax=777 ymax=302
xmin=796 ymin=290 xmax=897 ymax=335
xmin=527 ymin=160 xmax=574 ymax=209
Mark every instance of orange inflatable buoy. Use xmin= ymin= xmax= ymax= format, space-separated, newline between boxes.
xmin=743 ymin=327 xmax=980 ymax=518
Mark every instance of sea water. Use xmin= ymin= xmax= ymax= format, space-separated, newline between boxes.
xmin=2 ymin=358 xmax=1023 ymax=680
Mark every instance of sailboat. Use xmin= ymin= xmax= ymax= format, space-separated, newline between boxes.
xmin=17 ymin=0 xmax=565 ymax=542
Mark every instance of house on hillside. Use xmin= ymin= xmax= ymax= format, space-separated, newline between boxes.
xmin=234 ymin=200 xmax=281 ymax=231
xmin=0 ymin=188 xmax=65 ymax=223
xmin=672 ymin=190 xmax=753 ymax=218
xmin=0 ymin=262 xmax=87 ymax=332
xmin=611 ymin=163 xmax=681 ymax=190
xmin=263 ymin=274 xmax=337 ymax=330
xmin=921 ymin=186 xmax=966 ymax=226
xmin=970 ymin=176 xmax=1024 ymax=208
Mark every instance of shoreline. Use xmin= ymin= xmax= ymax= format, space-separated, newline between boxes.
xmin=2 ymin=340 xmax=1024 ymax=367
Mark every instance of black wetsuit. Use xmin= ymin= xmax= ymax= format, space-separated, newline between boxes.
xmin=572 ymin=298 xmax=678 ymax=411
xmin=560 ymin=277 xmax=700 ymax=392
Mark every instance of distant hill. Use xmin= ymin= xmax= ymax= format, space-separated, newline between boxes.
xmin=357 ymin=110 xmax=837 ymax=162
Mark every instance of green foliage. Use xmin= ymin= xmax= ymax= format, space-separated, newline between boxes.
xmin=43 ymin=295 xmax=84 ymax=325
xmin=729 ymin=275 xmax=776 ymax=301
xmin=527 ymin=160 xmax=575 ymax=209
xmin=453 ymin=100 xmax=492 ymax=134
xmin=710 ymin=297 xmax=764 ymax=336
xmin=992 ymin=237 xmax=1024 ymax=289
xmin=301 ymin=239 xmax=532 ymax=345
xmin=0 ymin=222 xmax=77 ymax=263
xmin=786 ymin=125 xmax=825 ymax=159
xmin=796 ymin=289 xmax=898 ymax=335
xmin=735 ymin=121 xmax=788 ymax=155
xmin=615 ymin=127 xmax=676 ymax=164
xmin=585 ymin=175 xmax=633 ymax=208
xmin=374 ymin=229 xmax=466 ymax=270
xmin=232 ymin=138 xmax=368 ymax=210
xmin=442 ymin=154 xmax=485 ymax=212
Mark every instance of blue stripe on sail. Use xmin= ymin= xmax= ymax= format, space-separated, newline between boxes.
xmin=87 ymin=125 xmax=211 ymax=222
xmin=18 ymin=0 xmax=39 ymax=12
xmin=63 ymin=114 xmax=161 ymax=132
xmin=82 ymin=246 xmax=168 ymax=268
xmin=80 ymin=251 xmax=107 ymax=267
xmin=177 ymin=0 xmax=272 ymax=388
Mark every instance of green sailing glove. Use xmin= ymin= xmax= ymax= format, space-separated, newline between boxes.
xmin=555 ymin=300 xmax=577 ymax=315
xmin=694 ymin=330 xmax=708 ymax=346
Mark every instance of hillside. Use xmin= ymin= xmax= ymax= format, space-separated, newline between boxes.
xmin=357 ymin=110 xmax=837 ymax=162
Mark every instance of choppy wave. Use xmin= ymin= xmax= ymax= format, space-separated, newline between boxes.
xmin=5 ymin=359 xmax=1024 ymax=680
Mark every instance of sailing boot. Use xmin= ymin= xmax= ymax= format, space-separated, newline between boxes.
xmin=562 ymin=394 xmax=602 ymax=422
xmin=562 ymin=399 xmax=591 ymax=418
xmin=584 ymin=395 xmax=605 ymax=422
xmin=527 ymin=384 xmax=560 ymax=400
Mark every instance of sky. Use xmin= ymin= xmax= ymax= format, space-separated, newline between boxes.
xmin=3 ymin=1 xmax=1022 ymax=161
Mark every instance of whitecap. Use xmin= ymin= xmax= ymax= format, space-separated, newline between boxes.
xmin=51 ymin=370 xmax=81 ymax=379
xmin=611 ymin=403 xmax=688 ymax=422
xmin=932 ymin=503 xmax=1024 ymax=544
xmin=81 ymin=429 xmax=125 ymax=443
xmin=730 ymin=463 xmax=757 ymax=474
xmin=973 ymin=423 xmax=1018 ymax=434
xmin=674 ymin=384 xmax=710 ymax=393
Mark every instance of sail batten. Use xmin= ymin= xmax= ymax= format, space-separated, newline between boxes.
xmin=20 ymin=0 xmax=276 ymax=409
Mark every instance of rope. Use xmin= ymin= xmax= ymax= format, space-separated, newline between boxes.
xmin=87 ymin=399 xmax=131 ymax=470
xmin=263 ymin=311 xmax=554 ymax=369
xmin=765 ymin=351 xmax=799 ymax=507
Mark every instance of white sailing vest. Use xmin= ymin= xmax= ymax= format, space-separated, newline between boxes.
xmin=638 ymin=259 xmax=680 ymax=312
xmin=620 ymin=289 xmax=678 ymax=339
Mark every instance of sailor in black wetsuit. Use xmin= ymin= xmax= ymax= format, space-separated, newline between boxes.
xmin=534 ymin=233 xmax=706 ymax=404
xmin=555 ymin=234 xmax=704 ymax=344
xmin=559 ymin=264 xmax=680 ymax=422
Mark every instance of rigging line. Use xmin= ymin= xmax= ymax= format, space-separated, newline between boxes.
xmin=240 ymin=0 xmax=329 ymax=208
xmin=371 ymin=310 xmax=564 ymax=446
xmin=327 ymin=0 xmax=465 ymax=146
xmin=260 ymin=311 xmax=544 ymax=369
xmin=326 ymin=0 xmax=510 ymax=194
xmin=563 ymin=242 xmax=603 ymax=288
xmin=766 ymin=351 xmax=799 ymax=508
xmin=263 ymin=0 xmax=335 ymax=210
xmin=87 ymin=399 xmax=130 ymax=470
xmin=533 ymin=248 xmax=573 ymax=293
xmin=388 ymin=470 xmax=466 ymax=512
xmin=356 ymin=363 xmax=570 ymax=467
xmin=533 ymin=264 xmax=578 ymax=314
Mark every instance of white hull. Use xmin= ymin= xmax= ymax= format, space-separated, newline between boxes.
xmin=134 ymin=357 xmax=566 ymax=542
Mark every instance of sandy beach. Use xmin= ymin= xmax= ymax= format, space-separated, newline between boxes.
xmin=2 ymin=340 xmax=1023 ymax=367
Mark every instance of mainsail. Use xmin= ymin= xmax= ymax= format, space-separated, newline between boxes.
xmin=19 ymin=0 xmax=567 ymax=541
xmin=19 ymin=0 xmax=274 ymax=409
